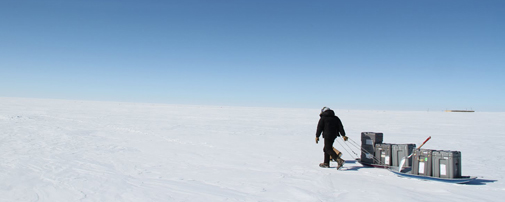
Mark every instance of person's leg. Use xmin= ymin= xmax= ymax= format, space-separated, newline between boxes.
xmin=323 ymin=138 xmax=339 ymax=164
xmin=323 ymin=149 xmax=330 ymax=165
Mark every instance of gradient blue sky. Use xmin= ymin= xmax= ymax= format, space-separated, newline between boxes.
xmin=1 ymin=0 xmax=504 ymax=111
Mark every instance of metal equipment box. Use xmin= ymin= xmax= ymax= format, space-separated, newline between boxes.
xmin=360 ymin=132 xmax=383 ymax=164
xmin=361 ymin=145 xmax=375 ymax=164
xmin=361 ymin=132 xmax=383 ymax=146
xmin=432 ymin=150 xmax=462 ymax=178
xmin=412 ymin=149 xmax=433 ymax=176
xmin=392 ymin=144 xmax=416 ymax=167
xmin=375 ymin=143 xmax=393 ymax=166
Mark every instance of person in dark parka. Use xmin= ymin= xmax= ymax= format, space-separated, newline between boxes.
xmin=315 ymin=107 xmax=348 ymax=169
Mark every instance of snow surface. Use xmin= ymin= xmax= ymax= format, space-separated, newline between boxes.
xmin=1 ymin=97 xmax=504 ymax=202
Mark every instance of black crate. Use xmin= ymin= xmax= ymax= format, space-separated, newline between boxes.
xmin=412 ymin=149 xmax=433 ymax=176
xmin=361 ymin=132 xmax=383 ymax=146
xmin=432 ymin=150 xmax=462 ymax=178
xmin=375 ymin=143 xmax=392 ymax=166
xmin=392 ymin=144 xmax=416 ymax=167
xmin=361 ymin=145 xmax=375 ymax=164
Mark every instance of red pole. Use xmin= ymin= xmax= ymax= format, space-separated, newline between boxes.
xmin=418 ymin=136 xmax=431 ymax=149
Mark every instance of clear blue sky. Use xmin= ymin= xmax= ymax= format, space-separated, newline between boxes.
xmin=1 ymin=0 xmax=504 ymax=111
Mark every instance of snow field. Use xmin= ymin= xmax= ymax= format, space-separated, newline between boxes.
xmin=1 ymin=98 xmax=504 ymax=201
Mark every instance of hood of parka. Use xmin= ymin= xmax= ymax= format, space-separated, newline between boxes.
xmin=320 ymin=109 xmax=335 ymax=117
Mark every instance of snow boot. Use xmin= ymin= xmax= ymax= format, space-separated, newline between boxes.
xmin=319 ymin=163 xmax=330 ymax=168
xmin=336 ymin=158 xmax=345 ymax=170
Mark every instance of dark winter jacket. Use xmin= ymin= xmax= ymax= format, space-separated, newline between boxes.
xmin=316 ymin=109 xmax=346 ymax=139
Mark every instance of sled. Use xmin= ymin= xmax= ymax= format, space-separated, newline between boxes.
xmin=356 ymin=158 xmax=390 ymax=169
xmin=389 ymin=167 xmax=477 ymax=184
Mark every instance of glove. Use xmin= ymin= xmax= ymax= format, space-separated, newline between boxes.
xmin=315 ymin=137 xmax=319 ymax=144
xmin=343 ymin=136 xmax=348 ymax=141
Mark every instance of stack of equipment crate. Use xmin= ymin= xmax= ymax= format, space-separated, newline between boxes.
xmin=375 ymin=143 xmax=416 ymax=167
xmin=412 ymin=149 xmax=462 ymax=179
xmin=360 ymin=132 xmax=383 ymax=164
xmin=359 ymin=132 xmax=464 ymax=179
xmin=360 ymin=132 xmax=415 ymax=167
